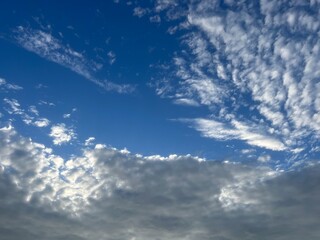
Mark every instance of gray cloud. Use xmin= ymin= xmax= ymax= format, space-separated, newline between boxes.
xmin=0 ymin=124 xmax=320 ymax=239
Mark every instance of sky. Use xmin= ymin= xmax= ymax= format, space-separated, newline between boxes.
xmin=0 ymin=0 xmax=320 ymax=239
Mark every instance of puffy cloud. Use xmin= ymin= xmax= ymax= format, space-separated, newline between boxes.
xmin=49 ymin=123 xmax=76 ymax=145
xmin=0 ymin=125 xmax=320 ymax=239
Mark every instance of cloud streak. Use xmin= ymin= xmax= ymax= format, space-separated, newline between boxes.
xmin=13 ymin=26 xmax=135 ymax=94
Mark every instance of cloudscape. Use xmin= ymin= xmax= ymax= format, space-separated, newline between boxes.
xmin=0 ymin=0 xmax=320 ymax=239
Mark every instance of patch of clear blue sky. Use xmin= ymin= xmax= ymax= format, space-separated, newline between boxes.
xmin=0 ymin=0 xmax=292 ymax=164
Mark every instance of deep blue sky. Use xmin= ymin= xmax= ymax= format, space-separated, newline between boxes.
xmin=0 ymin=0 xmax=319 ymax=168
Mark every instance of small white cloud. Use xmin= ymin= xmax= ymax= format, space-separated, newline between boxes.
xmin=107 ymin=51 xmax=116 ymax=65
xmin=38 ymin=100 xmax=55 ymax=106
xmin=241 ymin=149 xmax=255 ymax=154
xmin=173 ymin=98 xmax=200 ymax=107
xmin=133 ymin=7 xmax=149 ymax=18
xmin=49 ymin=123 xmax=76 ymax=145
xmin=0 ymin=78 xmax=23 ymax=90
xmin=63 ymin=113 xmax=71 ymax=119
xmin=257 ymin=154 xmax=271 ymax=163
xmin=35 ymin=83 xmax=48 ymax=89
xmin=33 ymin=118 xmax=50 ymax=128
xmin=3 ymin=98 xmax=23 ymax=114
xmin=84 ymin=137 xmax=95 ymax=146
xmin=150 ymin=15 xmax=161 ymax=23
xmin=29 ymin=105 xmax=39 ymax=116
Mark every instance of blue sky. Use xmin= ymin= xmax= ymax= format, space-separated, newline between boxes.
xmin=0 ymin=0 xmax=320 ymax=239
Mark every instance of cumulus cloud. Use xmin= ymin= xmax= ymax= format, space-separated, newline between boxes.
xmin=149 ymin=0 xmax=320 ymax=153
xmin=49 ymin=123 xmax=76 ymax=145
xmin=13 ymin=26 xmax=135 ymax=94
xmin=0 ymin=124 xmax=320 ymax=239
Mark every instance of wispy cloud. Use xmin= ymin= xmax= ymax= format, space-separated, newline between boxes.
xmin=13 ymin=26 xmax=135 ymax=94
xmin=0 ymin=77 xmax=23 ymax=91
xmin=184 ymin=118 xmax=287 ymax=151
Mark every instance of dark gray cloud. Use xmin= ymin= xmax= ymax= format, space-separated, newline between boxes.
xmin=0 ymin=125 xmax=320 ymax=239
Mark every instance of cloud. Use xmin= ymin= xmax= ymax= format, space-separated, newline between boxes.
xmin=49 ymin=123 xmax=76 ymax=145
xmin=33 ymin=118 xmax=50 ymax=127
xmin=0 ymin=124 xmax=320 ymax=239
xmin=3 ymin=98 xmax=50 ymax=128
xmin=148 ymin=0 xmax=320 ymax=153
xmin=13 ymin=26 xmax=135 ymax=94
xmin=84 ymin=137 xmax=95 ymax=146
xmin=133 ymin=7 xmax=149 ymax=18
xmin=107 ymin=51 xmax=116 ymax=65
xmin=257 ymin=154 xmax=271 ymax=163
xmin=149 ymin=15 xmax=161 ymax=23
xmin=0 ymin=78 xmax=23 ymax=91
xmin=173 ymin=98 xmax=200 ymax=107
xmin=185 ymin=118 xmax=287 ymax=151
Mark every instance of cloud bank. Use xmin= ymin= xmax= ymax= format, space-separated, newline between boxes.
xmin=0 ymin=124 xmax=320 ymax=239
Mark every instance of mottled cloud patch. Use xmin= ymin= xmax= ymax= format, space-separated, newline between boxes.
xmin=148 ymin=0 xmax=320 ymax=153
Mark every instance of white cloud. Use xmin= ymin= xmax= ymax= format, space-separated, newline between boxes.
xmin=28 ymin=105 xmax=39 ymax=116
xmin=84 ymin=137 xmax=95 ymax=146
xmin=173 ymin=98 xmax=200 ymax=107
xmin=150 ymin=15 xmax=161 ymax=23
xmin=49 ymin=123 xmax=76 ymax=145
xmin=107 ymin=51 xmax=116 ymax=65
xmin=187 ymin=118 xmax=287 ymax=151
xmin=257 ymin=154 xmax=271 ymax=163
xmin=133 ymin=7 xmax=149 ymax=18
xmin=0 ymin=77 xmax=23 ymax=90
xmin=13 ymin=26 xmax=135 ymax=94
xmin=33 ymin=118 xmax=50 ymax=128
xmin=3 ymin=98 xmax=23 ymax=115
xmin=4 ymin=98 xmax=50 ymax=128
